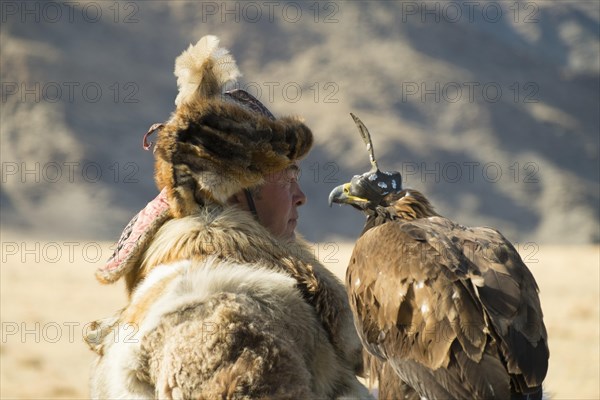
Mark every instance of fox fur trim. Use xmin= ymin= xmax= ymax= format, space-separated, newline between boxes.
xmin=174 ymin=35 xmax=240 ymax=107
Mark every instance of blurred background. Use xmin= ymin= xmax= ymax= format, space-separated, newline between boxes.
xmin=1 ymin=1 xmax=598 ymax=399
xmin=1 ymin=0 xmax=598 ymax=243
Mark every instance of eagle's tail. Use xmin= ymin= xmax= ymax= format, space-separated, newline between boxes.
xmin=174 ymin=35 xmax=241 ymax=106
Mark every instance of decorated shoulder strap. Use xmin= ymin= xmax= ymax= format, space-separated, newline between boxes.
xmin=96 ymin=188 xmax=171 ymax=284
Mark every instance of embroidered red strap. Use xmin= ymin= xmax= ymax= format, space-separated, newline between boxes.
xmin=97 ymin=189 xmax=170 ymax=283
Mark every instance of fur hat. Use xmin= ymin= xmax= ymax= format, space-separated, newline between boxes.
xmin=98 ymin=35 xmax=313 ymax=284
xmin=154 ymin=35 xmax=313 ymax=218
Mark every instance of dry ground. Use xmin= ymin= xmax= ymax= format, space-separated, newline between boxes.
xmin=1 ymin=233 xmax=598 ymax=399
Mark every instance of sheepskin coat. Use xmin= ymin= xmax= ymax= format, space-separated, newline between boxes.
xmin=87 ymin=206 xmax=370 ymax=399
xmin=87 ymin=35 xmax=372 ymax=399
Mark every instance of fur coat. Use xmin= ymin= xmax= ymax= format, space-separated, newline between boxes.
xmin=87 ymin=207 xmax=370 ymax=399
xmin=86 ymin=35 xmax=371 ymax=399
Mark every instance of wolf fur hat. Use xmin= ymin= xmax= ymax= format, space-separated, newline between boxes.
xmin=97 ymin=35 xmax=313 ymax=285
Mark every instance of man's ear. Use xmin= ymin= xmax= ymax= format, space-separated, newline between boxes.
xmin=228 ymin=191 xmax=249 ymax=211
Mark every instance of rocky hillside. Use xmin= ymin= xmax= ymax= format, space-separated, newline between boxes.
xmin=1 ymin=1 xmax=598 ymax=243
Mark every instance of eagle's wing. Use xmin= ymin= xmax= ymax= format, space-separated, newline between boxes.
xmin=347 ymin=217 xmax=547 ymax=399
xmin=455 ymin=222 xmax=549 ymax=392
xmin=364 ymin=352 xmax=420 ymax=400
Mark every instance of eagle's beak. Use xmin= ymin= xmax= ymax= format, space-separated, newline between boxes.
xmin=328 ymin=184 xmax=347 ymax=206
xmin=328 ymin=183 xmax=369 ymax=207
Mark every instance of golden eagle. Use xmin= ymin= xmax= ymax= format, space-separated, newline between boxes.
xmin=329 ymin=114 xmax=549 ymax=400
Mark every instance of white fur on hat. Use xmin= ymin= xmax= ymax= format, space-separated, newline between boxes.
xmin=174 ymin=35 xmax=241 ymax=107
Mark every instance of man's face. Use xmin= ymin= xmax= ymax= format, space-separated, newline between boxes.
xmin=252 ymin=165 xmax=306 ymax=240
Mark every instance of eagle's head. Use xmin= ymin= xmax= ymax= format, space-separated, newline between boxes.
xmin=328 ymin=169 xmax=403 ymax=211
xmin=328 ymin=114 xmax=403 ymax=212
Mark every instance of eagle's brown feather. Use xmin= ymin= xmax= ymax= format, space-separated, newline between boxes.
xmin=364 ymin=353 xmax=421 ymax=400
xmin=348 ymin=190 xmax=548 ymax=399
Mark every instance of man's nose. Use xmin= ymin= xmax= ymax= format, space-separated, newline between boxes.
xmin=293 ymin=182 xmax=307 ymax=206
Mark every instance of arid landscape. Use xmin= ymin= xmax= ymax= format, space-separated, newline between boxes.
xmin=1 ymin=233 xmax=598 ymax=399
xmin=1 ymin=1 xmax=598 ymax=399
